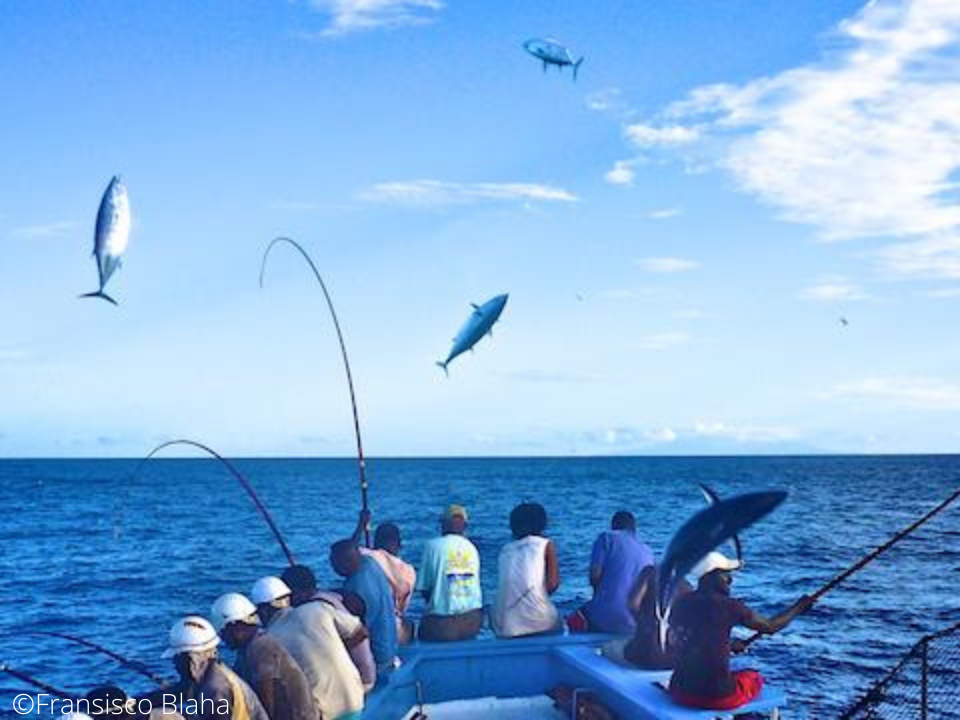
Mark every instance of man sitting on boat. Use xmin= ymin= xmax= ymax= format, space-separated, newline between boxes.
xmin=331 ymin=538 xmax=400 ymax=674
xmin=277 ymin=565 xmax=377 ymax=690
xmin=353 ymin=510 xmax=417 ymax=644
xmin=162 ymin=615 xmax=269 ymax=720
xmin=415 ymin=504 xmax=484 ymax=642
xmin=568 ymin=511 xmax=655 ymax=634
xmin=210 ymin=592 xmax=317 ymax=720
xmin=668 ymin=552 xmax=812 ymax=711
xmin=263 ymin=573 xmax=370 ymax=720
xmin=492 ymin=502 xmax=562 ymax=638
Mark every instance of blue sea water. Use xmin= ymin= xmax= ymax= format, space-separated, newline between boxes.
xmin=1 ymin=455 xmax=959 ymax=718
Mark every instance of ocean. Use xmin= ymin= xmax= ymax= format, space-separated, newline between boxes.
xmin=1 ymin=455 xmax=959 ymax=718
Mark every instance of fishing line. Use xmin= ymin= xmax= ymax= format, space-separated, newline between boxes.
xmin=743 ymin=483 xmax=960 ymax=650
xmin=0 ymin=662 xmax=74 ymax=699
xmin=17 ymin=631 xmax=167 ymax=686
xmin=134 ymin=439 xmax=296 ymax=566
xmin=259 ymin=237 xmax=371 ymax=547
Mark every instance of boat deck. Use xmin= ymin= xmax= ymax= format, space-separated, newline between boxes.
xmin=364 ymin=633 xmax=787 ymax=719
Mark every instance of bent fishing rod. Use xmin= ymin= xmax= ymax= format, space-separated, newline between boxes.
xmin=259 ymin=237 xmax=371 ymax=547
xmin=743 ymin=482 xmax=960 ymax=650
xmin=134 ymin=439 xmax=296 ymax=566
xmin=18 ymin=631 xmax=167 ymax=686
xmin=0 ymin=662 xmax=75 ymax=700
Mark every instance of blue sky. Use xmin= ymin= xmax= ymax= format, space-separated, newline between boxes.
xmin=3 ymin=0 xmax=960 ymax=457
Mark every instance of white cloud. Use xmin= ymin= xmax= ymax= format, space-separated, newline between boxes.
xmin=799 ymin=280 xmax=871 ymax=301
xmin=636 ymin=257 xmax=700 ymax=273
xmin=628 ymin=0 xmax=960 ymax=279
xmin=625 ymin=123 xmax=700 ymax=147
xmin=693 ymin=421 xmax=800 ymax=443
xmin=307 ymin=0 xmax=443 ymax=36
xmin=12 ymin=221 xmax=79 ymax=239
xmin=647 ymin=207 xmax=682 ymax=220
xmin=586 ymin=88 xmax=625 ymax=113
xmin=672 ymin=308 xmax=703 ymax=320
xmin=358 ymin=180 xmax=578 ymax=207
xmin=925 ymin=286 xmax=960 ymax=298
xmin=644 ymin=427 xmax=678 ymax=443
xmin=636 ymin=331 xmax=692 ymax=351
xmin=830 ymin=376 xmax=960 ymax=409
xmin=605 ymin=160 xmax=635 ymax=186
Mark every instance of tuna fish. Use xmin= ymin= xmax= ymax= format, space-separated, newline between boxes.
xmin=437 ymin=294 xmax=509 ymax=376
xmin=80 ymin=175 xmax=130 ymax=306
xmin=656 ymin=490 xmax=787 ymax=643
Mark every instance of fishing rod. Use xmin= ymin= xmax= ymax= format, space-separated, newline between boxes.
xmin=134 ymin=439 xmax=296 ymax=566
xmin=0 ymin=662 xmax=75 ymax=700
xmin=19 ymin=631 xmax=168 ymax=687
xmin=743 ymin=483 xmax=960 ymax=649
xmin=259 ymin=236 xmax=371 ymax=548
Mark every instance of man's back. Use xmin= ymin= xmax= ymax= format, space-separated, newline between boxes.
xmin=345 ymin=556 xmax=399 ymax=668
xmin=417 ymin=533 xmax=482 ymax=616
xmin=267 ymin=603 xmax=364 ymax=719
xmin=235 ymin=631 xmax=317 ymax=720
xmin=669 ymin=588 xmax=752 ymax=698
xmin=586 ymin=530 xmax=654 ymax=633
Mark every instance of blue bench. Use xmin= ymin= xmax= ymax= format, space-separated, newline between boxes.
xmin=553 ymin=645 xmax=787 ymax=719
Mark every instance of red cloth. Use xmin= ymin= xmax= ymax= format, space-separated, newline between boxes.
xmin=565 ymin=609 xmax=590 ymax=633
xmin=670 ymin=669 xmax=764 ymax=711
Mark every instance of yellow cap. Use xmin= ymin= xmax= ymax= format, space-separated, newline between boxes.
xmin=443 ymin=504 xmax=468 ymax=522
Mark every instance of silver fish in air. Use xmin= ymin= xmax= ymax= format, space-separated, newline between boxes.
xmin=80 ymin=175 xmax=130 ymax=306
xmin=437 ymin=293 xmax=509 ymax=376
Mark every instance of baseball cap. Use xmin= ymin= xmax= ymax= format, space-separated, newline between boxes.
xmin=690 ymin=551 xmax=742 ymax=580
xmin=442 ymin=504 xmax=468 ymax=522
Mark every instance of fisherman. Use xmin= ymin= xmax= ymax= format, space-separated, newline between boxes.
xmin=250 ymin=575 xmax=292 ymax=626
xmin=279 ymin=564 xmax=377 ymax=689
xmin=353 ymin=510 xmax=417 ymax=644
xmin=491 ymin=502 xmax=561 ymax=638
xmin=163 ymin=615 xmax=269 ymax=720
xmin=568 ymin=511 xmax=654 ymax=634
xmin=210 ymin=593 xmax=317 ymax=720
xmin=622 ymin=564 xmax=686 ymax=670
xmin=267 ymin=567 xmax=371 ymax=718
xmin=331 ymin=538 xmax=399 ymax=673
xmin=668 ymin=552 xmax=812 ymax=711
xmin=416 ymin=504 xmax=484 ymax=642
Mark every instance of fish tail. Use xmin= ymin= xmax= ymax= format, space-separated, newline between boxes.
xmin=573 ymin=57 xmax=584 ymax=81
xmin=435 ymin=361 xmax=449 ymax=378
xmin=79 ymin=290 xmax=119 ymax=306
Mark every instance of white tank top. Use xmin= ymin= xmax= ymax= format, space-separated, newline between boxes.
xmin=492 ymin=535 xmax=559 ymax=638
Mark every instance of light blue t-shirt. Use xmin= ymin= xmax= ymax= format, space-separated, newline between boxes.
xmin=415 ymin=533 xmax=482 ymax=616
xmin=344 ymin=556 xmax=398 ymax=668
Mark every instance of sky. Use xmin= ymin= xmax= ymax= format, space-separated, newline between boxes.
xmin=3 ymin=0 xmax=960 ymax=457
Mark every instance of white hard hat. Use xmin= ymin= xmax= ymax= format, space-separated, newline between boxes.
xmin=690 ymin=551 xmax=742 ymax=581
xmin=210 ymin=592 xmax=259 ymax=632
xmin=162 ymin=615 xmax=220 ymax=658
xmin=251 ymin=576 xmax=292 ymax=605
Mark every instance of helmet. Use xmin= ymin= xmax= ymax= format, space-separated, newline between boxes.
xmin=251 ymin=576 xmax=292 ymax=605
xmin=210 ymin=592 xmax=259 ymax=632
xmin=162 ymin=615 xmax=220 ymax=658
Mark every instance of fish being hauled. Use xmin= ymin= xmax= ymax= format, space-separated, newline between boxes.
xmin=80 ymin=175 xmax=130 ymax=306
xmin=437 ymin=293 xmax=509 ymax=376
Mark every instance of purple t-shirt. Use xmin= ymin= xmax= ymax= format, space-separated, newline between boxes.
xmin=584 ymin=530 xmax=654 ymax=633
